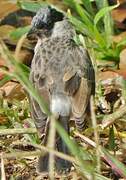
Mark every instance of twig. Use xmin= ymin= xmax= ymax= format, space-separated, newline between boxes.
xmin=2 ymin=143 xmax=76 ymax=164
xmin=74 ymin=131 xmax=96 ymax=148
xmin=0 ymin=128 xmax=37 ymax=135
xmin=47 ymin=115 xmax=57 ymax=180
xmin=90 ymin=96 xmax=101 ymax=174
xmin=1 ymin=153 xmax=6 ymax=180
xmin=1 ymin=150 xmax=41 ymax=159
xmin=14 ymin=34 xmax=27 ymax=60
xmin=102 ymin=105 xmax=126 ymax=128
xmin=74 ymin=132 xmax=126 ymax=179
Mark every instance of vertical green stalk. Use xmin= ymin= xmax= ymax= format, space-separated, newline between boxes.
xmin=103 ymin=0 xmax=114 ymax=48
xmin=47 ymin=115 xmax=57 ymax=180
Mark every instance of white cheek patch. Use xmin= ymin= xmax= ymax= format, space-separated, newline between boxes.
xmin=51 ymin=95 xmax=71 ymax=116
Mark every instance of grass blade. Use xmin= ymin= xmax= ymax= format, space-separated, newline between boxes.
xmin=81 ymin=0 xmax=94 ymax=16
xmin=94 ymin=3 xmax=119 ymax=26
xmin=9 ymin=26 xmax=30 ymax=40
xmin=102 ymin=0 xmax=114 ymax=47
xmin=67 ymin=10 xmax=93 ymax=38
xmin=56 ymin=122 xmax=95 ymax=178
xmin=74 ymin=1 xmax=93 ymax=31
xmin=17 ymin=0 xmax=48 ymax=12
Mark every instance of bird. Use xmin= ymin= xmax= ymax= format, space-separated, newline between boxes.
xmin=27 ymin=6 xmax=95 ymax=174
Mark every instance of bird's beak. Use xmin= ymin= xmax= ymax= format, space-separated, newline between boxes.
xmin=27 ymin=27 xmax=37 ymax=40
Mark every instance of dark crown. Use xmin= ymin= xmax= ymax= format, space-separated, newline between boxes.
xmin=31 ymin=6 xmax=64 ymax=30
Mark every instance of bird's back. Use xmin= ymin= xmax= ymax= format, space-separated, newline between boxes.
xmin=31 ymin=22 xmax=94 ymax=92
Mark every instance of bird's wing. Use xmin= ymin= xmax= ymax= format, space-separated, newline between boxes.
xmin=72 ymin=77 xmax=91 ymax=118
xmin=63 ymin=46 xmax=95 ymax=130
xmin=29 ymin=49 xmax=50 ymax=137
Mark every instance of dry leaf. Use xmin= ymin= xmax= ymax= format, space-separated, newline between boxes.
xmin=112 ymin=8 xmax=126 ymax=23
xmin=98 ymin=71 xmax=119 ymax=81
xmin=119 ymin=0 xmax=126 ymax=4
xmin=113 ymin=69 xmax=126 ymax=79
xmin=0 ymin=116 xmax=8 ymax=125
xmin=113 ymin=31 xmax=126 ymax=43
xmin=0 ymin=57 xmax=8 ymax=80
xmin=119 ymin=48 xmax=126 ymax=69
xmin=0 ymin=57 xmax=6 ymax=67
xmin=0 ymin=81 xmax=26 ymax=101
xmin=0 ymin=0 xmax=18 ymax=19
xmin=12 ymin=49 xmax=33 ymax=65
xmin=0 ymin=25 xmax=15 ymax=39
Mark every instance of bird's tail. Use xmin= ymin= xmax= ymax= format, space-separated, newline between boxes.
xmin=37 ymin=93 xmax=72 ymax=173
xmin=51 ymin=93 xmax=72 ymax=172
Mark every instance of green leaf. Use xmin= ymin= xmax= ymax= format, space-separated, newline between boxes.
xmin=108 ymin=125 xmax=116 ymax=151
xmin=81 ymin=0 xmax=94 ymax=17
xmin=103 ymin=0 xmax=114 ymax=47
xmin=9 ymin=26 xmax=30 ymax=40
xmin=95 ymin=0 xmax=105 ymax=10
xmin=93 ymin=26 xmax=106 ymax=48
xmin=65 ymin=0 xmax=93 ymax=28
xmin=75 ymin=2 xmax=93 ymax=30
xmin=67 ymin=11 xmax=93 ymax=38
xmin=17 ymin=0 xmax=48 ymax=12
xmin=94 ymin=3 xmax=119 ymax=26
xmin=64 ymin=0 xmax=75 ymax=9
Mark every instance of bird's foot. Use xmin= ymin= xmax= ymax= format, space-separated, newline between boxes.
xmin=37 ymin=155 xmax=72 ymax=176
xmin=37 ymin=154 xmax=49 ymax=173
xmin=55 ymin=158 xmax=72 ymax=175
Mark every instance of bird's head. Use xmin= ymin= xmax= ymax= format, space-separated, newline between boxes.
xmin=27 ymin=6 xmax=64 ymax=39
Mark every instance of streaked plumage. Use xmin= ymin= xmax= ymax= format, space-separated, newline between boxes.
xmin=27 ymin=6 xmax=95 ymax=173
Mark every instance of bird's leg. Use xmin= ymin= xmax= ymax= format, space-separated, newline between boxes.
xmin=37 ymin=152 xmax=49 ymax=174
xmin=36 ymin=117 xmax=51 ymax=173
xmin=55 ymin=116 xmax=72 ymax=174
xmin=38 ymin=116 xmax=72 ymax=174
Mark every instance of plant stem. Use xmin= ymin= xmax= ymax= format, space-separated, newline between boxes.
xmin=2 ymin=143 xmax=76 ymax=164
xmin=90 ymin=96 xmax=101 ymax=174
xmin=102 ymin=105 xmax=126 ymax=128
xmin=0 ymin=128 xmax=37 ymax=135
xmin=1 ymin=154 xmax=6 ymax=180
xmin=47 ymin=115 xmax=57 ymax=180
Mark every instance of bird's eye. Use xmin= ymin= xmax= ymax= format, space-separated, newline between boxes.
xmin=37 ymin=23 xmax=45 ymax=29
